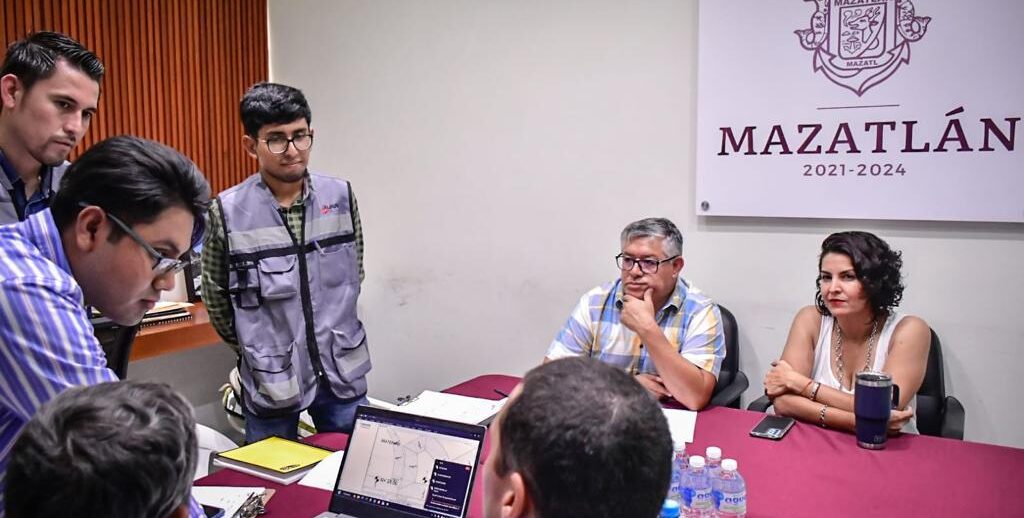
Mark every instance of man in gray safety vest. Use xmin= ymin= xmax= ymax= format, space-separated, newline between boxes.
xmin=201 ymin=82 xmax=370 ymax=443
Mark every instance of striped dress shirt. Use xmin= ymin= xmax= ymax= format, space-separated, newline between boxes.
xmin=0 ymin=211 xmax=202 ymax=518
xmin=546 ymin=277 xmax=726 ymax=378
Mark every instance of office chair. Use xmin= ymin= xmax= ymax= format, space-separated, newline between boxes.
xmin=709 ymin=305 xmax=749 ymax=408
xmin=747 ymin=327 xmax=966 ymax=440
xmin=915 ymin=329 xmax=965 ymax=439
xmin=92 ymin=319 xmax=140 ymax=379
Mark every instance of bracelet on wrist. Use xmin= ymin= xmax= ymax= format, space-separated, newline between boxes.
xmin=800 ymin=379 xmax=814 ymax=397
xmin=810 ymin=382 xmax=822 ymax=402
xmin=818 ymin=404 xmax=829 ymax=428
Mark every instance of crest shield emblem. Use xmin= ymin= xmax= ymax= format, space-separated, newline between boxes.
xmin=796 ymin=0 xmax=931 ymax=96
xmin=835 ymin=2 xmax=888 ymax=59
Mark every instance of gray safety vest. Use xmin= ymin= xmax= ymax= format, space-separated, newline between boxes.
xmin=219 ymin=172 xmax=371 ymax=416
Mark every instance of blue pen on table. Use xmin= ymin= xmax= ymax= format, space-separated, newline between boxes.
xmin=494 ymin=388 xmax=510 ymax=398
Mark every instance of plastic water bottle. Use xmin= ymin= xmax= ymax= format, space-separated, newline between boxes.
xmin=705 ymin=446 xmax=722 ymax=480
xmin=660 ymin=498 xmax=682 ymax=518
xmin=682 ymin=455 xmax=714 ymax=517
xmin=712 ymin=458 xmax=747 ymax=517
xmin=666 ymin=438 xmax=688 ymax=503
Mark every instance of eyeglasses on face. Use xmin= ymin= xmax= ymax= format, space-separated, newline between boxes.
xmin=615 ymin=253 xmax=680 ymax=274
xmin=78 ymin=202 xmax=187 ymax=276
xmin=260 ymin=133 xmax=314 ymax=154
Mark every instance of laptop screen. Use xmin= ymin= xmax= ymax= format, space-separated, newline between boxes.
xmin=330 ymin=406 xmax=487 ymax=518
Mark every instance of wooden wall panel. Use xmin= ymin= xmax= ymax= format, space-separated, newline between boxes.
xmin=1 ymin=0 xmax=268 ymax=194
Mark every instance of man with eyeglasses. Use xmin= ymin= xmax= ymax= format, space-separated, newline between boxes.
xmin=0 ymin=135 xmax=210 ymax=516
xmin=201 ymin=82 xmax=370 ymax=443
xmin=544 ymin=218 xmax=725 ymax=410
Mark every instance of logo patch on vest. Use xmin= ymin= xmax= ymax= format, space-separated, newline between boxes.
xmin=320 ymin=203 xmax=342 ymax=215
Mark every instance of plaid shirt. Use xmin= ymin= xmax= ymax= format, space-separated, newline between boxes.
xmin=201 ymin=174 xmax=364 ymax=349
xmin=546 ymin=277 xmax=725 ymax=378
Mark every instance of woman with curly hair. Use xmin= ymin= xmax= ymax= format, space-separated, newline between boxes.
xmin=763 ymin=231 xmax=929 ymax=433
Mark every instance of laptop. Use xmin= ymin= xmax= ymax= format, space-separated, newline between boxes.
xmin=314 ymin=405 xmax=487 ymax=518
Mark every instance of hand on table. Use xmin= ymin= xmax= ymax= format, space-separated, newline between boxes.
xmin=636 ymin=373 xmax=672 ymax=400
xmin=888 ymin=406 xmax=914 ymax=434
xmin=764 ymin=359 xmax=804 ymax=398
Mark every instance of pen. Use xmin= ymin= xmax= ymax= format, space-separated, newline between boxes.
xmin=494 ymin=388 xmax=510 ymax=398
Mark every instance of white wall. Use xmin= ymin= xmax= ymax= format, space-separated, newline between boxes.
xmin=267 ymin=0 xmax=1024 ymax=448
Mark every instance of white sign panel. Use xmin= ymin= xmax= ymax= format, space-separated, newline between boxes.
xmin=696 ymin=0 xmax=1023 ymax=222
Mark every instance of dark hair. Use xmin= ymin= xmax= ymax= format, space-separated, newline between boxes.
xmin=0 ymin=31 xmax=103 ymax=92
xmin=6 ymin=380 xmax=197 ymax=518
xmin=240 ymin=82 xmax=311 ymax=137
xmin=815 ymin=231 xmax=905 ymax=318
xmin=495 ymin=357 xmax=672 ymax=518
xmin=51 ymin=135 xmax=211 ymax=248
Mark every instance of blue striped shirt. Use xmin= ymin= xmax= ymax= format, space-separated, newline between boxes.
xmin=546 ymin=277 xmax=726 ymax=377
xmin=0 ymin=211 xmax=202 ymax=518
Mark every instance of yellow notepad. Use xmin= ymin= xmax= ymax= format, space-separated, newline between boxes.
xmin=217 ymin=436 xmax=332 ymax=474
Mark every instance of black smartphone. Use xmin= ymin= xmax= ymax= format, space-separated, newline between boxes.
xmin=750 ymin=414 xmax=796 ymax=440
xmin=201 ymin=504 xmax=225 ymax=518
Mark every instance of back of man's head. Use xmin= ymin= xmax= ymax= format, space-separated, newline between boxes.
xmin=496 ymin=357 xmax=672 ymax=518
xmin=6 ymin=380 xmax=197 ymax=518
xmin=50 ymin=135 xmax=211 ymax=248
xmin=0 ymin=31 xmax=103 ymax=93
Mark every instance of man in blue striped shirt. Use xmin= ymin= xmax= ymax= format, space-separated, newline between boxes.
xmin=545 ymin=218 xmax=726 ymax=410
xmin=0 ymin=136 xmax=209 ymax=516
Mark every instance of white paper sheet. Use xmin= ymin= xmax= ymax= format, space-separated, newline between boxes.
xmin=297 ymin=449 xmax=346 ymax=491
xmin=394 ymin=391 xmax=507 ymax=425
xmin=662 ymin=408 xmax=698 ymax=444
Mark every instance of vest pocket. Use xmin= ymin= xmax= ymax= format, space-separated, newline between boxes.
xmin=329 ymin=327 xmax=372 ymax=383
xmin=316 ymin=241 xmax=357 ymax=289
xmin=258 ymin=255 xmax=299 ymax=300
xmin=228 ymin=261 xmax=261 ymax=309
xmin=241 ymin=341 xmax=301 ymax=410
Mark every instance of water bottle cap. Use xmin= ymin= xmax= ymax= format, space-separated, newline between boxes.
xmin=660 ymin=498 xmax=681 ymax=518
xmin=673 ymin=437 xmax=687 ymax=450
xmin=688 ymin=455 xmax=705 ymax=468
xmin=722 ymin=458 xmax=738 ymax=471
xmin=705 ymin=446 xmax=721 ymax=460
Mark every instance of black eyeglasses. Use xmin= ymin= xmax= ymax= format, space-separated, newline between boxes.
xmin=260 ymin=133 xmax=314 ymax=154
xmin=79 ymin=203 xmax=187 ymax=276
xmin=615 ymin=254 xmax=680 ymax=274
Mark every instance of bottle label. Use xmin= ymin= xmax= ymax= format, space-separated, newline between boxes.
xmin=688 ymin=488 xmax=713 ymax=510
xmin=718 ymin=490 xmax=747 ymax=513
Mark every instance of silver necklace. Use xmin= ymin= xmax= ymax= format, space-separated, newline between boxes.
xmin=833 ymin=318 xmax=879 ymax=390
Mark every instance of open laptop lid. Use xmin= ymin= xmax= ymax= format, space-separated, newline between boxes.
xmin=328 ymin=405 xmax=487 ymax=518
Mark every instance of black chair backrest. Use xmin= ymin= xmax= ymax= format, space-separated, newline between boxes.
xmin=715 ymin=304 xmax=739 ymax=390
xmin=92 ymin=321 xmax=140 ymax=379
xmin=915 ymin=328 xmax=946 ymax=436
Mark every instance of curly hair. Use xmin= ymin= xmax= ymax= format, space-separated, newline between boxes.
xmin=814 ymin=231 xmax=904 ymax=317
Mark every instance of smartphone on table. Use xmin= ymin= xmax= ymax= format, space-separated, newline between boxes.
xmin=750 ymin=414 xmax=796 ymax=440
xmin=201 ymin=504 xmax=225 ymax=518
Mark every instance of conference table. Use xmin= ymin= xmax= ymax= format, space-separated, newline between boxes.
xmin=196 ymin=374 xmax=1024 ymax=517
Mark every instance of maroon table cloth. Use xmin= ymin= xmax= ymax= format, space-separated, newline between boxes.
xmin=196 ymin=374 xmax=1024 ymax=517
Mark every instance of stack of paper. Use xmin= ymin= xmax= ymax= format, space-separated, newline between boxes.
xmin=212 ymin=436 xmax=333 ymax=485
xmin=192 ymin=486 xmax=267 ymax=518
